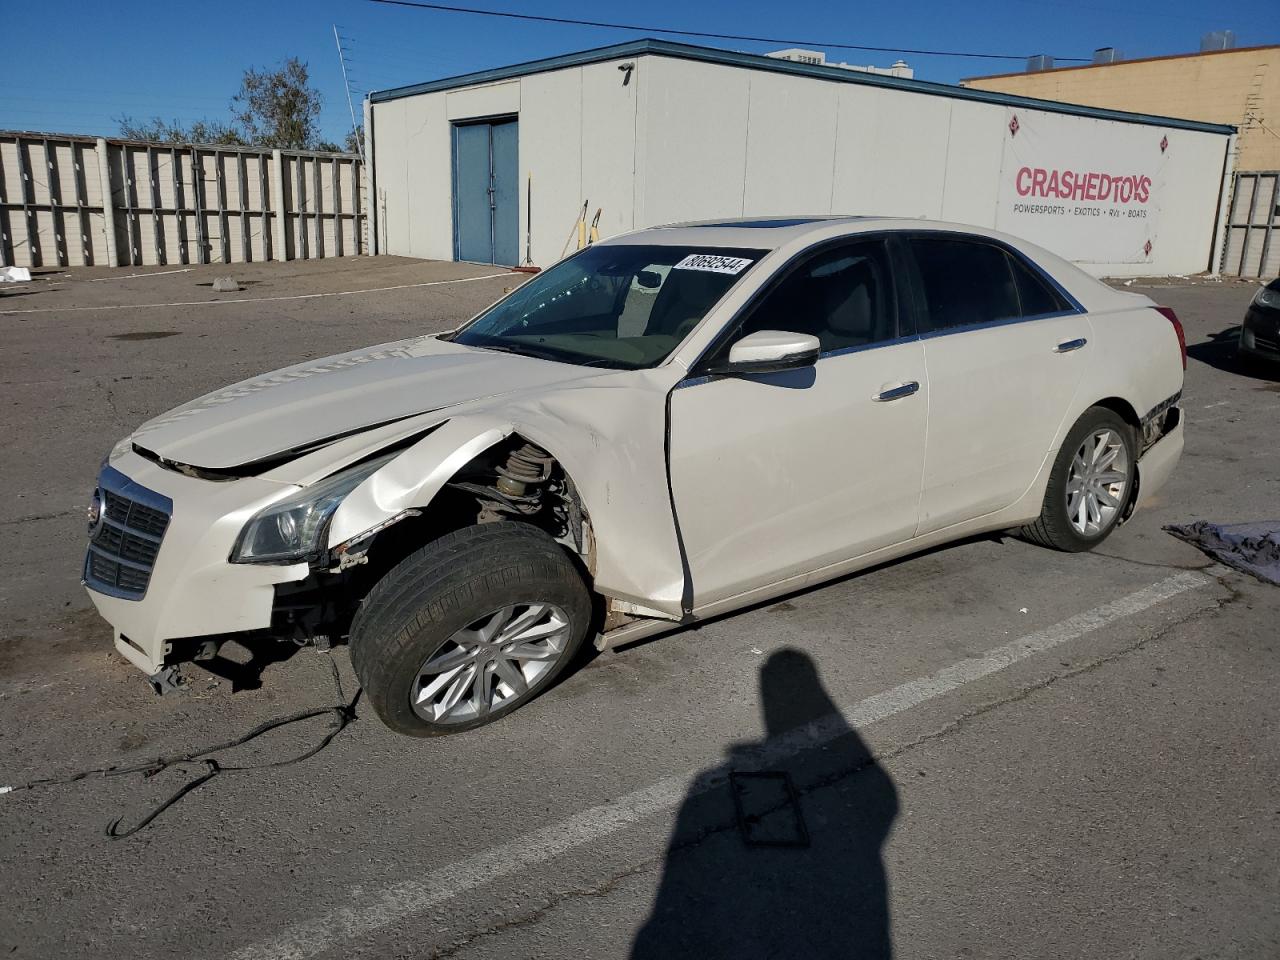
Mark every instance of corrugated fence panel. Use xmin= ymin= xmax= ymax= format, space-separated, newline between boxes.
xmin=1222 ymin=171 xmax=1280 ymax=278
xmin=0 ymin=130 xmax=365 ymax=269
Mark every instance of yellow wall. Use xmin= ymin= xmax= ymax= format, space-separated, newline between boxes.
xmin=962 ymin=46 xmax=1279 ymax=171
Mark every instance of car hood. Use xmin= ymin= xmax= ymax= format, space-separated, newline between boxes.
xmin=130 ymin=336 xmax=604 ymax=472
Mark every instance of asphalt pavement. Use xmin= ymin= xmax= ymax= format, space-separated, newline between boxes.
xmin=0 ymin=260 xmax=1277 ymax=959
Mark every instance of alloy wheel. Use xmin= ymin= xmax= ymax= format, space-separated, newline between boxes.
xmin=1065 ymin=428 xmax=1130 ymax=538
xmin=409 ymin=603 xmax=572 ymax=724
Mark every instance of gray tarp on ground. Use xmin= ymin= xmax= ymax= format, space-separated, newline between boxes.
xmin=1165 ymin=521 xmax=1280 ymax=586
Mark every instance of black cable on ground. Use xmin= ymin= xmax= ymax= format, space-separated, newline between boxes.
xmin=2 ymin=654 xmax=361 ymax=840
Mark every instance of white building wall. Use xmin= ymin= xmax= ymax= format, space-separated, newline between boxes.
xmin=741 ymin=71 xmax=840 ymax=215
xmin=635 ymin=56 xmax=750 ymax=228
xmin=830 ymin=85 xmax=951 ymax=219
xmin=579 ymin=62 xmax=639 ymax=244
xmin=370 ymin=56 xmax=639 ymax=269
xmin=370 ymin=51 xmax=1233 ymax=278
xmin=518 ymin=67 xmax=583 ymax=267
xmin=937 ymin=99 xmax=1008 ymax=225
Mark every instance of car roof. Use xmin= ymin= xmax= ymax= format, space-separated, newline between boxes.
xmin=598 ymin=216 xmax=1123 ymax=313
xmin=600 ymin=216 xmax=1023 ymax=251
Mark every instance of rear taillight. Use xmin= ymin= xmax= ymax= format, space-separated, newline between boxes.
xmin=1155 ymin=306 xmax=1186 ymax=369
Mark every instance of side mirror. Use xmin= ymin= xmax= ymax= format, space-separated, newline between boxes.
xmin=710 ymin=330 xmax=821 ymax=375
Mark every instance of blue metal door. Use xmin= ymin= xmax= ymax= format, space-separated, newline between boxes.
xmin=489 ymin=120 xmax=518 ymax=266
xmin=452 ymin=118 xmax=518 ymax=265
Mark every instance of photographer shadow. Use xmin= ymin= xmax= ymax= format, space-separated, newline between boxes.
xmin=632 ymin=648 xmax=899 ymax=959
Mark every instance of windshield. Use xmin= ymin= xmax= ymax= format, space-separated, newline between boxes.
xmin=451 ymin=244 xmax=767 ymax=370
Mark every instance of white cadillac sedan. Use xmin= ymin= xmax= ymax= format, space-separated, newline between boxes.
xmin=85 ymin=217 xmax=1186 ymax=735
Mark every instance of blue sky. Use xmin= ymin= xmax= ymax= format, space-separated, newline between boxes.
xmin=4 ymin=0 xmax=1277 ymax=144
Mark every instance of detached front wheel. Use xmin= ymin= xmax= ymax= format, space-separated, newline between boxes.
xmin=350 ymin=523 xmax=591 ymax=736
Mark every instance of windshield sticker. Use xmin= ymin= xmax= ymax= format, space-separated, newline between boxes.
xmin=672 ymin=254 xmax=754 ymax=275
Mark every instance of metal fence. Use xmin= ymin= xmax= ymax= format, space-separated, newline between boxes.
xmin=1222 ymin=171 xmax=1280 ymax=278
xmin=0 ymin=131 xmax=365 ymax=269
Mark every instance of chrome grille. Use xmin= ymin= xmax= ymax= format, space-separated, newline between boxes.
xmin=84 ymin=466 xmax=172 ymax=600
xmin=103 ymin=489 xmax=169 ymax=536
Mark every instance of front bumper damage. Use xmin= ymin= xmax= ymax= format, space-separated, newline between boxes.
xmin=83 ymin=450 xmax=310 ymax=682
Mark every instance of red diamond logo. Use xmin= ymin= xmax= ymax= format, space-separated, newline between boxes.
xmin=1144 ymin=239 xmax=1153 ymax=257
xmin=1160 ymin=135 xmax=1169 ymax=153
xmin=1009 ymin=115 xmax=1020 ymax=137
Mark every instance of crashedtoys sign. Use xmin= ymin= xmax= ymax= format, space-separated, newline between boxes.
xmin=1015 ymin=167 xmax=1152 ymax=205
xmin=996 ymin=111 xmax=1168 ymax=265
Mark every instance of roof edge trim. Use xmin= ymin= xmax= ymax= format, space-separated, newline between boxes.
xmin=368 ymin=38 xmax=1236 ymax=135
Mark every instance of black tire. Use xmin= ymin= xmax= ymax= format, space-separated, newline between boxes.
xmin=1020 ymin=406 xmax=1137 ymax=553
xmin=349 ymin=522 xmax=591 ymax=736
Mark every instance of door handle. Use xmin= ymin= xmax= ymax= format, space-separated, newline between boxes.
xmin=873 ymin=381 xmax=920 ymax=402
xmin=1054 ymin=337 xmax=1088 ymax=353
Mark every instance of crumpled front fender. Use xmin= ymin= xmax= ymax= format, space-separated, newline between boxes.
xmin=328 ymin=416 xmax=512 ymax=546
xmin=326 ymin=382 xmax=688 ymax=619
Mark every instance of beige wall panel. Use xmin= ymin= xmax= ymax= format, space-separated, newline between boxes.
xmin=25 ymin=141 xmax=51 ymax=206
xmin=445 ymin=81 xmax=519 ymax=121
xmin=372 ymin=97 xmax=413 ymax=257
xmin=741 ymin=71 xmax=839 ymax=216
xmin=25 ymin=209 xmax=51 ymax=263
xmin=579 ymin=61 xmax=639 ymax=247
xmin=938 ymin=99 xmax=1007 ymax=226
xmin=638 ymin=58 xmax=750 ymax=227
xmin=404 ymin=92 xmax=452 ymax=259
xmin=322 ymin=217 xmax=337 ymax=256
xmin=519 ymin=68 xmax=583 ymax=267
xmin=155 ymin=152 xmax=178 ymax=210
xmin=225 ymin=217 xmax=245 ymax=263
xmin=80 ymin=142 xmax=106 ymax=209
xmin=161 ymin=216 xmax=183 ymax=264
xmin=133 ymin=215 xmax=157 ymax=264
xmin=87 ymin=210 xmax=107 ymax=265
xmin=831 ymin=85 xmax=951 ymax=218
xmin=339 ymin=160 xmax=357 ymax=214
xmin=223 ymin=155 xmax=244 ymax=211
xmin=0 ymin=140 xmax=20 ymax=203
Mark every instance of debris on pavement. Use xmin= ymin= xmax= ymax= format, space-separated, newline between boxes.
xmin=211 ymin=276 xmax=241 ymax=292
xmin=1165 ymin=521 xmax=1280 ymax=586
xmin=0 ymin=654 xmax=359 ymax=838
xmin=1 ymin=266 xmax=32 ymax=282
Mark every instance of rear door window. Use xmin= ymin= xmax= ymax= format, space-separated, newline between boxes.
xmin=909 ymin=236 xmax=1022 ymax=333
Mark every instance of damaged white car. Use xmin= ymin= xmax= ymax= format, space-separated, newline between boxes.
xmin=85 ymin=217 xmax=1186 ymax=736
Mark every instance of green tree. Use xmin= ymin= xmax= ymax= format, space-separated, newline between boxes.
xmin=231 ymin=57 xmax=323 ymax=149
xmin=344 ymin=123 xmax=365 ymax=157
xmin=117 ymin=57 xmax=338 ymax=151
xmin=116 ymin=116 xmax=245 ymax=146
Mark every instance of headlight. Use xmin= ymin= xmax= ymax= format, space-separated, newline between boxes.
xmin=109 ymin=435 xmax=133 ymax=461
xmin=1254 ymin=286 xmax=1280 ymax=310
xmin=230 ymin=451 xmax=399 ymax=564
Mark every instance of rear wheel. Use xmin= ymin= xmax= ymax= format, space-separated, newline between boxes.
xmin=350 ymin=523 xmax=591 ymax=736
xmin=1021 ymin=407 xmax=1136 ymax=552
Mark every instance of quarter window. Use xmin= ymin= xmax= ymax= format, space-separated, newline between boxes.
xmin=733 ymin=240 xmax=898 ymax=354
xmin=1007 ymin=254 xmax=1073 ymax=317
xmin=910 ymin=236 xmax=1072 ymax=333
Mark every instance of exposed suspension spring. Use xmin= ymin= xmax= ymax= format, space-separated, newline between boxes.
xmin=495 ymin=442 xmax=554 ymax=500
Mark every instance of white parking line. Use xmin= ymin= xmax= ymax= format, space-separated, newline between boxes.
xmin=234 ymin=571 xmax=1209 ymax=960
xmin=0 ymin=272 xmax=511 ymax=315
xmin=89 ymin=267 xmax=195 ymax=281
